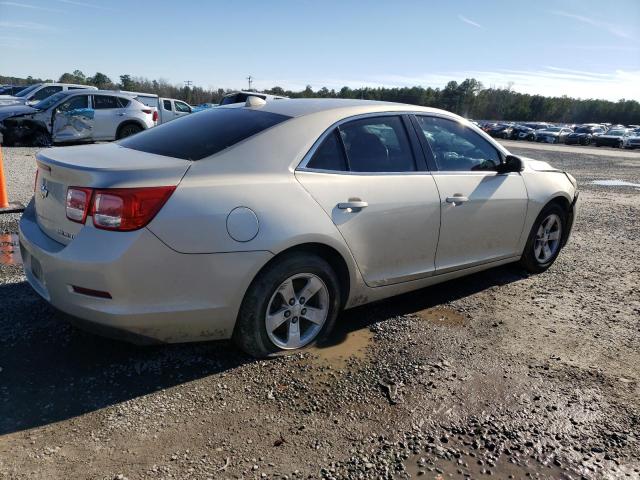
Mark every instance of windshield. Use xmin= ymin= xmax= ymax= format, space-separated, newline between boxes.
xmin=575 ymin=127 xmax=592 ymax=133
xmin=544 ymin=127 xmax=562 ymax=132
xmin=33 ymin=91 xmax=71 ymax=110
xmin=15 ymin=84 xmax=40 ymax=97
xmin=607 ymin=130 xmax=625 ymax=136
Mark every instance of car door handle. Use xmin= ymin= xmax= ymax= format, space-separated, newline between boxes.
xmin=337 ymin=200 xmax=368 ymax=211
xmin=117 ymin=113 xmax=125 ymax=116
xmin=445 ymin=195 xmax=469 ymax=204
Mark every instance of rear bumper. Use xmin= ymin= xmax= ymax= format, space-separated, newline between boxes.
xmin=19 ymin=200 xmax=272 ymax=343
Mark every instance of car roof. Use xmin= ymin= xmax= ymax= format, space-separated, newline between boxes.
xmin=221 ymin=98 xmax=451 ymax=119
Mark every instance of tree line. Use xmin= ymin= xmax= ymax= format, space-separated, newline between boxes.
xmin=1 ymin=71 xmax=638 ymax=125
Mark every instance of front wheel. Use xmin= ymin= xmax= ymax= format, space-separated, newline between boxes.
xmin=234 ymin=253 xmax=341 ymax=358
xmin=519 ymin=204 xmax=566 ymax=273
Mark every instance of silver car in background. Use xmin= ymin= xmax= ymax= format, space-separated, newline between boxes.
xmin=19 ymin=99 xmax=578 ymax=357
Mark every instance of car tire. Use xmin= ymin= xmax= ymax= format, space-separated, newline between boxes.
xmin=519 ymin=203 xmax=567 ymax=274
xmin=116 ymin=123 xmax=143 ymax=140
xmin=233 ymin=253 xmax=342 ymax=358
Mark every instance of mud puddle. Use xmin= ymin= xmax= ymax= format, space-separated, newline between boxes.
xmin=306 ymin=327 xmax=374 ymax=369
xmin=414 ymin=307 xmax=466 ymax=327
xmin=404 ymin=451 xmax=573 ymax=479
xmin=0 ymin=233 xmax=21 ymax=265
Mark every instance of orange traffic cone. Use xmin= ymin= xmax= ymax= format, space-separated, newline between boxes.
xmin=0 ymin=146 xmax=25 ymax=214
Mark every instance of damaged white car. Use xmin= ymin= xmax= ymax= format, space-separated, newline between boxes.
xmin=0 ymin=90 xmax=157 ymax=146
xmin=0 ymin=82 xmax=96 ymax=107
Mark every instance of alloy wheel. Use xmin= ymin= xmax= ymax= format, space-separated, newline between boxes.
xmin=265 ymin=273 xmax=329 ymax=350
xmin=534 ymin=214 xmax=562 ymax=263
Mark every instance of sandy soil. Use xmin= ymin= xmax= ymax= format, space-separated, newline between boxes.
xmin=0 ymin=145 xmax=638 ymax=479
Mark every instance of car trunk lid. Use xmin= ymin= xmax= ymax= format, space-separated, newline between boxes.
xmin=34 ymin=143 xmax=191 ymax=245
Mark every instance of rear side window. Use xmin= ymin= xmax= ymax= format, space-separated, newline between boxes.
xmin=117 ymin=97 xmax=130 ymax=108
xmin=307 ymin=130 xmax=348 ymax=171
xmin=119 ymin=108 xmax=291 ymax=160
xmin=31 ymin=85 xmax=63 ymax=101
xmin=163 ymin=99 xmax=172 ymax=110
xmin=93 ymin=95 xmax=121 ymax=109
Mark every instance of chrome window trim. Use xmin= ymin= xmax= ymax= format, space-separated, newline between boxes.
xmin=296 ymin=111 xmax=434 ymax=176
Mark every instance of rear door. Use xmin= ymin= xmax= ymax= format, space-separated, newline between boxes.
xmin=412 ymin=114 xmax=527 ymax=272
xmin=92 ymin=94 xmax=125 ymax=140
xmin=296 ymin=114 xmax=441 ymax=287
xmin=51 ymin=94 xmax=94 ymax=143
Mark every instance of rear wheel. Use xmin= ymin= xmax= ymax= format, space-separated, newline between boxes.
xmin=234 ymin=253 xmax=341 ymax=358
xmin=117 ymin=123 xmax=143 ymax=140
xmin=519 ymin=204 xmax=566 ymax=273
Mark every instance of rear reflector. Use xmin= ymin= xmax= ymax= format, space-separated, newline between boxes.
xmin=66 ymin=187 xmax=93 ymax=223
xmin=72 ymin=285 xmax=112 ymax=299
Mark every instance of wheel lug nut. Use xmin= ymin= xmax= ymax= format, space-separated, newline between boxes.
xmin=299 ymin=297 xmax=305 ymax=304
xmin=292 ymin=317 xmax=298 ymax=323
xmin=301 ymin=308 xmax=307 ymax=315
xmin=289 ymin=298 xmax=295 ymax=306
xmin=284 ymin=310 xmax=291 ymax=318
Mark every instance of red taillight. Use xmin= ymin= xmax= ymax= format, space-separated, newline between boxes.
xmin=92 ymin=186 xmax=175 ymax=231
xmin=66 ymin=186 xmax=175 ymax=231
xmin=152 ymin=110 xmax=158 ymax=122
xmin=66 ymin=187 xmax=93 ymax=223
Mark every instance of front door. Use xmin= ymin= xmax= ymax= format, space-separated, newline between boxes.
xmin=413 ymin=115 xmax=528 ymax=272
xmin=51 ymin=94 xmax=93 ymax=143
xmin=296 ymin=114 xmax=441 ymax=287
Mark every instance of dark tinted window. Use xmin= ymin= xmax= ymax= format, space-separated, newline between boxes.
xmin=31 ymin=85 xmax=63 ymax=101
xmin=416 ymin=116 xmax=500 ymax=171
xmin=117 ymin=97 xmax=130 ymax=108
xmin=163 ymin=99 xmax=172 ymax=110
xmin=339 ymin=116 xmax=416 ymax=172
xmin=307 ymin=130 xmax=347 ymax=171
xmin=120 ymin=108 xmax=291 ymax=160
xmin=68 ymin=86 xmax=85 ymax=90
xmin=93 ymin=95 xmax=120 ymax=109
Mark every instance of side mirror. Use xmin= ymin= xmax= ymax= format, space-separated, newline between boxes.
xmin=497 ymin=155 xmax=523 ymax=174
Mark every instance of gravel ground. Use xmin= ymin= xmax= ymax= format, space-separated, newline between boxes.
xmin=0 ymin=145 xmax=638 ymax=479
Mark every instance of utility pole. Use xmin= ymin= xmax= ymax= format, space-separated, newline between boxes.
xmin=246 ymin=75 xmax=253 ymax=91
xmin=184 ymin=80 xmax=193 ymax=88
xmin=184 ymin=81 xmax=193 ymax=103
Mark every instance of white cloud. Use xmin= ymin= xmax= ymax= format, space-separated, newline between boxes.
xmin=0 ymin=20 xmax=55 ymax=31
xmin=0 ymin=1 xmax=62 ymax=12
xmin=458 ymin=14 xmax=482 ymax=29
xmin=550 ymin=10 xmax=635 ymax=40
xmin=55 ymin=0 xmax=113 ymax=10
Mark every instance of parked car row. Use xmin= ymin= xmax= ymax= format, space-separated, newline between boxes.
xmin=0 ymin=82 xmax=200 ymax=146
xmin=477 ymin=120 xmax=640 ymax=149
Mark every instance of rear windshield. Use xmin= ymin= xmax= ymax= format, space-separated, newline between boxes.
xmin=119 ymin=107 xmax=291 ymax=160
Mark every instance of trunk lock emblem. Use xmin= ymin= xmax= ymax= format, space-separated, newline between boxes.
xmin=39 ymin=180 xmax=49 ymax=199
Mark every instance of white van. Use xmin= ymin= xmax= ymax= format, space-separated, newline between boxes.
xmin=219 ymin=91 xmax=288 ymax=106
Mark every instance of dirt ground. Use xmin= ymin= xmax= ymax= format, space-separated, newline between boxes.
xmin=0 ymin=144 xmax=638 ymax=480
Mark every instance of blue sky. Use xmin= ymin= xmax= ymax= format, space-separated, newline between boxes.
xmin=1 ymin=0 xmax=639 ymax=100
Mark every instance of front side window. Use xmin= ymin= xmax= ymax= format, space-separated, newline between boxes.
xmin=58 ymin=95 xmax=89 ymax=112
xmin=93 ymin=95 xmax=120 ymax=109
xmin=31 ymin=85 xmax=63 ymax=101
xmin=339 ymin=116 xmax=416 ymax=172
xmin=175 ymin=101 xmax=191 ymax=113
xmin=415 ymin=116 xmax=501 ymax=172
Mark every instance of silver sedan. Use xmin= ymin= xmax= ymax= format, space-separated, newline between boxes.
xmin=19 ymin=98 xmax=578 ymax=357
